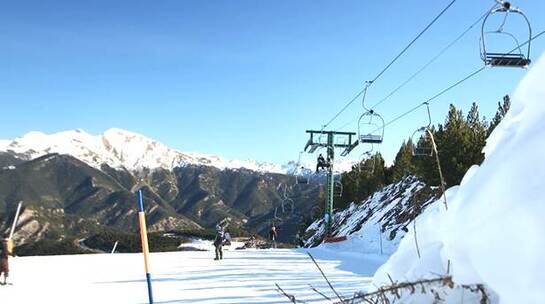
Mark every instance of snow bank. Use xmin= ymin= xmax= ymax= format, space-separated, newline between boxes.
xmin=374 ymin=53 xmax=545 ymax=303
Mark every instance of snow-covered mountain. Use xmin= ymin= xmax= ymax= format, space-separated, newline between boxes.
xmin=0 ymin=128 xmax=285 ymax=173
xmin=303 ymin=175 xmax=439 ymax=252
xmin=0 ymin=128 xmax=356 ymax=174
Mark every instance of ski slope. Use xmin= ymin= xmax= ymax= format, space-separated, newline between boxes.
xmin=1 ymin=249 xmax=376 ymax=303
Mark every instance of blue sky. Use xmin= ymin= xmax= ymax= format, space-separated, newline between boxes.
xmin=1 ymin=0 xmax=544 ymax=165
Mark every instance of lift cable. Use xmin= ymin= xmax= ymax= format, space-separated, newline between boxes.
xmin=369 ymin=3 xmax=498 ymax=110
xmin=319 ymin=0 xmax=459 ymax=132
xmin=332 ymin=3 xmax=498 ymax=132
xmin=369 ymin=29 xmax=545 ymax=134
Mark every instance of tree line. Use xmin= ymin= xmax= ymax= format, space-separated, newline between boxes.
xmin=339 ymin=95 xmax=511 ymax=209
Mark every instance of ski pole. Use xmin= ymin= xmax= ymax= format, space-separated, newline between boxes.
xmin=137 ymin=190 xmax=154 ymax=304
xmin=111 ymin=241 xmax=119 ymax=254
xmin=9 ymin=201 xmax=23 ymax=240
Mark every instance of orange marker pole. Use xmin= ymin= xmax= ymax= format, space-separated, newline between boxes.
xmin=137 ymin=190 xmax=154 ymax=304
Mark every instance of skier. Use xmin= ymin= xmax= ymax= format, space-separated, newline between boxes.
xmin=269 ymin=225 xmax=278 ymax=249
xmin=1 ymin=235 xmax=13 ymax=286
xmin=214 ymin=218 xmax=230 ymax=260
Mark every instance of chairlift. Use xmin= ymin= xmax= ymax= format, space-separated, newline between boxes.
xmin=480 ymin=1 xmax=532 ymax=67
xmin=333 ymin=180 xmax=343 ymax=197
xmin=283 ymin=198 xmax=295 ymax=215
xmin=295 ymin=171 xmax=310 ymax=185
xmin=357 ymin=81 xmax=385 ymax=144
xmin=411 ymin=103 xmax=434 ymax=157
xmin=359 ymin=152 xmax=376 ymax=173
xmin=411 ymin=127 xmax=434 ymax=157
xmin=358 ymin=144 xmax=376 ymax=173
xmin=358 ymin=110 xmax=385 ymax=144
xmin=291 ymin=152 xmax=311 ymax=185
xmin=411 ymin=103 xmax=449 ymax=210
xmin=274 ymin=206 xmax=283 ymax=222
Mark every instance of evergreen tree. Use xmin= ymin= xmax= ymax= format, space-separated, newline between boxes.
xmin=488 ymin=95 xmax=511 ymax=136
xmin=436 ymin=104 xmax=472 ymax=186
xmin=391 ymin=139 xmax=415 ymax=182
xmin=339 ymin=98 xmax=505 ymax=205
xmin=465 ymin=102 xmax=487 ymax=166
xmin=339 ymin=152 xmax=387 ymax=207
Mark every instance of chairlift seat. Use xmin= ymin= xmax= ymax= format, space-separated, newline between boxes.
xmin=296 ymin=175 xmax=309 ymax=185
xmin=413 ymin=146 xmax=433 ymax=157
xmin=359 ymin=134 xmax=383 ymax=144
xmin=485 ymin=53 xmax=530 ymax=67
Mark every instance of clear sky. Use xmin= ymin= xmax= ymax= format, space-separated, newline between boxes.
xmin=1 ymin=0 xmax=544 ymax=165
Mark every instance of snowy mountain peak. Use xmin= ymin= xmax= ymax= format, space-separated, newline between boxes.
xmin=0 ymin=128 xmax=286 ymax=173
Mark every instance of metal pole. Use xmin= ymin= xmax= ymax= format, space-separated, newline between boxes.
xmin=9 ymin=201 xmax=23 ymax=240
xmin=111 ymin=241 xmax=119 ymax=254
xmin=137 ymin=190 xmax=154 ymax=304
xmin=325 ymin=134 xmax=335 ymax=236
xmin=379 ymin=226 xmax=383 ymax=255
xmin=427 ymin=129 xmax=448 ymax=210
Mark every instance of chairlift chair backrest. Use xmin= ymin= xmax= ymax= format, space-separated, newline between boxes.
xmin=283 ymin=198 xmax=295 ymax=215
xmin=333 ymin=180 xmax=343 ymax=197
xmin=359 ymin=152 xmax=376 ymax=173
xmin=411 ymin=127 xmax=434 ymax=157
xmin=295 ymin=174 xmax=309 ymax=185
xmin=480 ymin=1 xmax=532 ymax=68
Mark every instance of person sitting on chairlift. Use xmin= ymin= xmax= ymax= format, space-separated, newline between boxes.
xmin=316 ymin=154 xmax=330 ymax=173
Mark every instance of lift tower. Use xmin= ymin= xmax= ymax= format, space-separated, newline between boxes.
xmin=304 ymin=130 xmax=358 ymax=236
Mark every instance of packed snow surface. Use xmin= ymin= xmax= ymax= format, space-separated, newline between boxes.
xmin=2 ymin=249 xmax=374 ymax=303
xmin=373 ymin=53 xmax=545 ymax=303
xmin=177 ymin=238 xmax=245 ymax=251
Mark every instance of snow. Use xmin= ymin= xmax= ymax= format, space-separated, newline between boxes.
xmin=372 ymin=53 xmax=545 ymax=303
xmin=177 ymin=238 xmax=245 ymax=252
xmin=0 ymin=128 xmax=355 ymax=175
xmin=305 ymin=176 xmax=433 ymax=257
xmin=0 ymin=128 xmax=286 ymax=173
xmin=2 ymin=249 xmax=374 ymax=303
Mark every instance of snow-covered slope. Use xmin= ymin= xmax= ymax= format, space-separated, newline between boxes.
xmin=304 ymin=176 xmax=438 ymax=254
xmin=0 ymin=128 xmax=285 ymax=173
xmin=371 ymin=53 xmax=545 ymax=303
xmin=2 ymin=250 xmax=371 ymax=303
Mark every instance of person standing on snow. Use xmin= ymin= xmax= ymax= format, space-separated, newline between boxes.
xmin=1 ymin=235 xmax=13 ymax=285
xmin=269 ymin=226 xmax=278 ymax=249
xmin=214 ymin=218 xmax=230 ymax=260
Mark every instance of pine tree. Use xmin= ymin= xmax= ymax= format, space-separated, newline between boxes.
xmin=488 ymin=95 xmax=511 ymax=136
xmin=433 ymin=104 xmax=470 ymax=186
xmin=340 ymin=152 xmax=387 ymax=207
xmin=467 ymin=102 xmax=488 ymax=164
xmin=391 ymin=139 xmax=415 ymax=182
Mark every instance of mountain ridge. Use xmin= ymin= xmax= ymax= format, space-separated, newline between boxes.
xmin=0 ymin=128 xmax=356 ymax=174
xmin=0 ymin=128 xmax=288 ymax=173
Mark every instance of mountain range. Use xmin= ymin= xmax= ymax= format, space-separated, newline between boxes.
xmin=0 ymin=128 xmax=342 ymax=249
